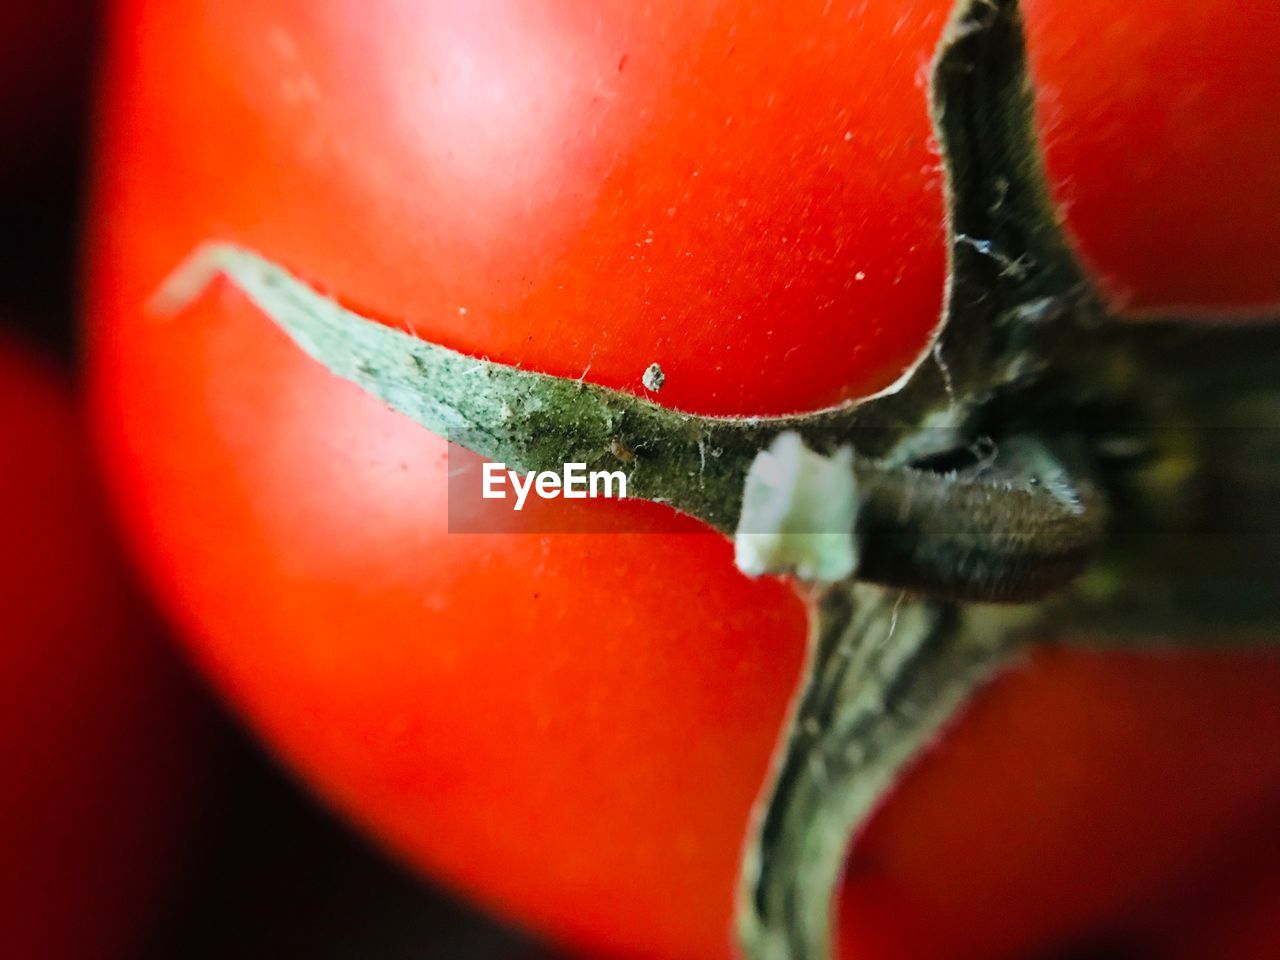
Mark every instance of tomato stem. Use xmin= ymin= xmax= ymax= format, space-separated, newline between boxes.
xmin=738 ymin=584 xmax=1025 ymax=960
xmin=154 ymin=243 xmax=1109 ymax=603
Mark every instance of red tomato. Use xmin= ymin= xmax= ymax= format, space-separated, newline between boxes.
xmin=0 ymin=332 xmax=202 ymax=960
xmin=86 ymin=1 xmax=1280 ymax=958
xmin=1149 ymin=829 xmax=1280 ymax=960
xmin=1169 ymin=869 xmax=1280 ymax=960
xmin=843 ymin=649 xmax=1280 ymax=959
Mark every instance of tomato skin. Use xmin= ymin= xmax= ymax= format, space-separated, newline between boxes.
xmin=1024 ymin=0 xmax=1280 ymax=311
xmin=87 ymin=1 xmax=1280 ymax=959
xmin=0 ymin=333 xmax=201 ymax=960
xmin=1168 ymin=867 xmax=1280 ymax=960
xmin=1125 ymin=827 xmax=1280 ymax=960
xmin=98 ymin=0 xmax=954 ymax=418
xmin=843 ymin=648 xmax=1280 ymax=959
xmin=90 ymin=303 xmax=811 ymax=959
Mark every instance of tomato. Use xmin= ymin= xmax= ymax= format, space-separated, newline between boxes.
xmin=86 ymin=1 xmax=1280 ymax=958
xmin=0 ymin=332 xmax=202 ymax=960
xmin=843 ymin=649 xmax=1280 ymax=959
xmin=1143 ymin=828 xmax=1280 ymax=960
xmin=1168 ymin=867 xmax=1280 ymax=960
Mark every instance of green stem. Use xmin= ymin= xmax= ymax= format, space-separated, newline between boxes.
xmin=154 ymin=243 xmax=1105 ymax=602
xmin=738 ymin=584 xmax=1024 ymax=960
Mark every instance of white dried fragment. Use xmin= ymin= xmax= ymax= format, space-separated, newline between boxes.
xmin=734 ymin=431 xmax=860 ymax=583
xmin=641 ymin=362 xmax=665 ymax=392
